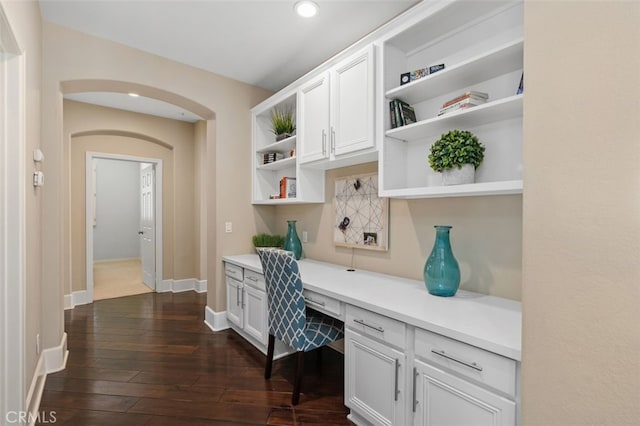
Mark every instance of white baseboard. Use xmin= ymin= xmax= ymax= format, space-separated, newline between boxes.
xmin=25 ymin=333 xmax=68 ymax=426
xmin=204 ymin=305 xmax=229 ymax=331
xmin=64 ymin=294 xmax=73 ymax=310
xmin=195 ymin=279 xmax=207 ymax=293
xmin=66 ymin=278 xmax=207 ymax=308
xmin=157 ymin=278 xmax=207 ymax=293
xmin=71 ymin=290 xmax=91 ymax=307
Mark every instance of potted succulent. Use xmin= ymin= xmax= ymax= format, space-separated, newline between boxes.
xmin=270 ymin=107 xmax=296 ymax=141
xmin=251 ymin=233 xmax=285 ymax=249
xmin=428 ymin=130 xmax=485 ymax=185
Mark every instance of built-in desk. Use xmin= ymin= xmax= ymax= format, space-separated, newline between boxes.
xmin=223 ymin=254 xmax=521 ymax=426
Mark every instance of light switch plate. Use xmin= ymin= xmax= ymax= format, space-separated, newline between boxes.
xmin=225 ymin=222 xmax=232 ymax=233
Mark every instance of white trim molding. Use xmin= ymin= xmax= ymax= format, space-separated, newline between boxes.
xmin=1 ymin=10 xmax=26 ymax=422
xmin=204 ymin=305 xmax=229 ymax=331
xmin=25 ymin=333 xmax=68 ymax=426
xmin=85 ymin=152 xmax=163 ymax=304
xmin=157 ymin=278 xmax=207 ymax=293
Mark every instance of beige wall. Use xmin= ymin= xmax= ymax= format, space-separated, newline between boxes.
xmin=1 ymin=0 xmax=42 ymax=406
xmin=42 ymin=22 xmax=272 ymax=347
xmin=522 ymin=2 xmax=640 ymax=425
xmin=65 ymin=99 xmax=200 ymax=292
xmin=274 ymin=163 xmax=523 ymax=300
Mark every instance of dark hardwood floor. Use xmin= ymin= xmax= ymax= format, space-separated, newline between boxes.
xmin=38 ymin=291 xmax=351 ymax=425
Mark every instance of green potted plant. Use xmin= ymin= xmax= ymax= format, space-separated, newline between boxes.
xmin=270 ymin=107 xmax=296 ymax=141
xmin=251 ymin=233 xmax=285 ymax=249
xmin=428 ymin=130 xmax=485 ymax=185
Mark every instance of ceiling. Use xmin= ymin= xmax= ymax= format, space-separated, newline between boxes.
xmin=39 ymin=0 xmax=420 ymax=121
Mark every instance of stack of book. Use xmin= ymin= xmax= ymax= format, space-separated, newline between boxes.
xmin=438 ymin=91 xmax=488 ymax=116
xmin=263 ymin=152 xmax=284 ymax=164
xmin=279 ymin=177 xmax=296 ymax=199
xmin=389 ymin=99 xmax=417 ymax=129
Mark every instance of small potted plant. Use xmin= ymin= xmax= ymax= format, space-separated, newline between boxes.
xmin=270 ymin=107 xmax=296 ymax=141
xmin=428 ymin=130 xmax=485 ymax=185
xmin=251 ymin=233 xmax=285 ymax=249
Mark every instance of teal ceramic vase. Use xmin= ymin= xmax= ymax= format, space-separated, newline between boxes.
xmin=423 ymin=225 xmax=460 ymax=297
xmin=283 ymin=220 xmax=302 ymax=260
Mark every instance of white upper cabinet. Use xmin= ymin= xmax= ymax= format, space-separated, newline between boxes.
xmin=298 ymin=45 xmax=377 ymax=169
xmin=378 ymin=0 xmax=524 ymax=199
xmin=298 ymin=72 xmax=331 ymax=164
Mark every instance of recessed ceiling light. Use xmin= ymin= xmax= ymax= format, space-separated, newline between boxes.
xmin=128 ymin=92 xmax=139 ymax=97
xmin=294 ymin=1 xmax=318 ymax=18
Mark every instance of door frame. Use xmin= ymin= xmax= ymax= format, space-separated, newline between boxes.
xmin=1 ymin=4 xmax=26 ymax=418
xmin=85 ymin=152 xmax=163 ymax=302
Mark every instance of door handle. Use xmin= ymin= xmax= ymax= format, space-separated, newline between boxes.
xmin=412 ymin=367 xmax=418 ymax=412
xmin=331 ymin=127 xmax=336 ymax=153
xmin=138 ymin=231 xmax=144 ymax=235
xmin=322 ymin=129 xmax=327 ymax=156
xmin=394 ymin=359 xmax=400 ymax=401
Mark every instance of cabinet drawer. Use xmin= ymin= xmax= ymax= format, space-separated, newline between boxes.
xmin=244 ymin=269 xmax=265 ymax=291
xmin=224 ymin=262 xmax=243 ymax=281
xmin=346 ymin=305 xmax=405 ymax=349
xmin=415 ymin=328 xmax=517 ymax=397
xmin=303 ymin=289 xmax=343 ymax=320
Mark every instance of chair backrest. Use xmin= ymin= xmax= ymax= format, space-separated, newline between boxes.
xmin=257 ymin=248 xmax=307 ymax=351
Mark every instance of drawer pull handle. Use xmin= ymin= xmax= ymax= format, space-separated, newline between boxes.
xmin=431 ymin=349 xmax=483 ymax=372
xmin=304 ymin=297 xmax=326 ymax=307
xmin=247 ymin=276 xmax=258 ymax=282
xmin=353 ymin=318 xmax=384 ymax=333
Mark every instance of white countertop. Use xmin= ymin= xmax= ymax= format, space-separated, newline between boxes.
xmin=223 ymin=254 xmax=522 ymax=361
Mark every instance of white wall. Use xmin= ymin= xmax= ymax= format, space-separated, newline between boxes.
xmin=93 ymin=159 xmax=141 ymax=261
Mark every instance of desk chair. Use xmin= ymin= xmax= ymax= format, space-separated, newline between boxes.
xmin=257 ymin=248 xmax=344 ymax=405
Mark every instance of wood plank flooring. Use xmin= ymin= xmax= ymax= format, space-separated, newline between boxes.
xmin=38 ymin=292 xmax=351 ymax=425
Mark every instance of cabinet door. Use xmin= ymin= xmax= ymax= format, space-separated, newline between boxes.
xmin=345 ymin=329 xmax=405 ymax=426
xmin=331 ymin=45 xmax=375 ymax=157
xmin=226 ymin=276 xmax=244 ymax=328
xmin=412 ymin=359 xmax=516 ymax=426
xmin=298 ymin=71 xmax=330 ymax=164
xmin=243 ymin=285 xmax=268 ymax=345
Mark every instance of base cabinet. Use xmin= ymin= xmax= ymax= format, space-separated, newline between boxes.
xmin=243 ymin=284 xmax=268 ymax=345
xmin=224 ymin=261 xmax=293 ymax=358
xmin=346 ymin=329 xmax=406 ymax=426
xmin=412 ymin=359 xmax=516 ymax=426
xmin=225 ymin=275 xmax=244 ymax=328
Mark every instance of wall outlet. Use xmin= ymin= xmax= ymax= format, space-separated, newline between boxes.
xmin=36 ymin=334 xmax=41 ymax=355
xmin=225 ymin=222 xmax=232 ymax=233
xmin=302 ymin=231 xmax=308 ymax=243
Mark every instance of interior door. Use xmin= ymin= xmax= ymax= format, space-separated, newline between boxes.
xmin=140 ymin=164 xmax=155 ymax=289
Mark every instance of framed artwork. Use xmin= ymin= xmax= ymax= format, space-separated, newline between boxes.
xmin=334 ymin=173 xmax=389 ymax=251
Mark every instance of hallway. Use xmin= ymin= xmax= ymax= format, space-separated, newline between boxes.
xmin=38 ymin=292 xmax=350 ymax=425
xmin=93 ymin=259 xmax=152 ymax=301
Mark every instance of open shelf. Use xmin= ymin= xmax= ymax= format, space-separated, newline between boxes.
xmin=385 ymin=39 xmax=524 ymax=105
xmin=252 ymin=198 xmax=324 ymax=205
xmin=257 ymin=156 xmax=296 ymax=171
xmin=380 ymin=180 xmax=522 ymax=199
xmin=256 ymin=135 xmax=297 ymax=154
xmin=386 ymin=95 xmax=523 ymax=141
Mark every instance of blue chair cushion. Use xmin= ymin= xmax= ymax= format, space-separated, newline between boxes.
xmin=302 ymin=312 xmax=344 ymax=352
